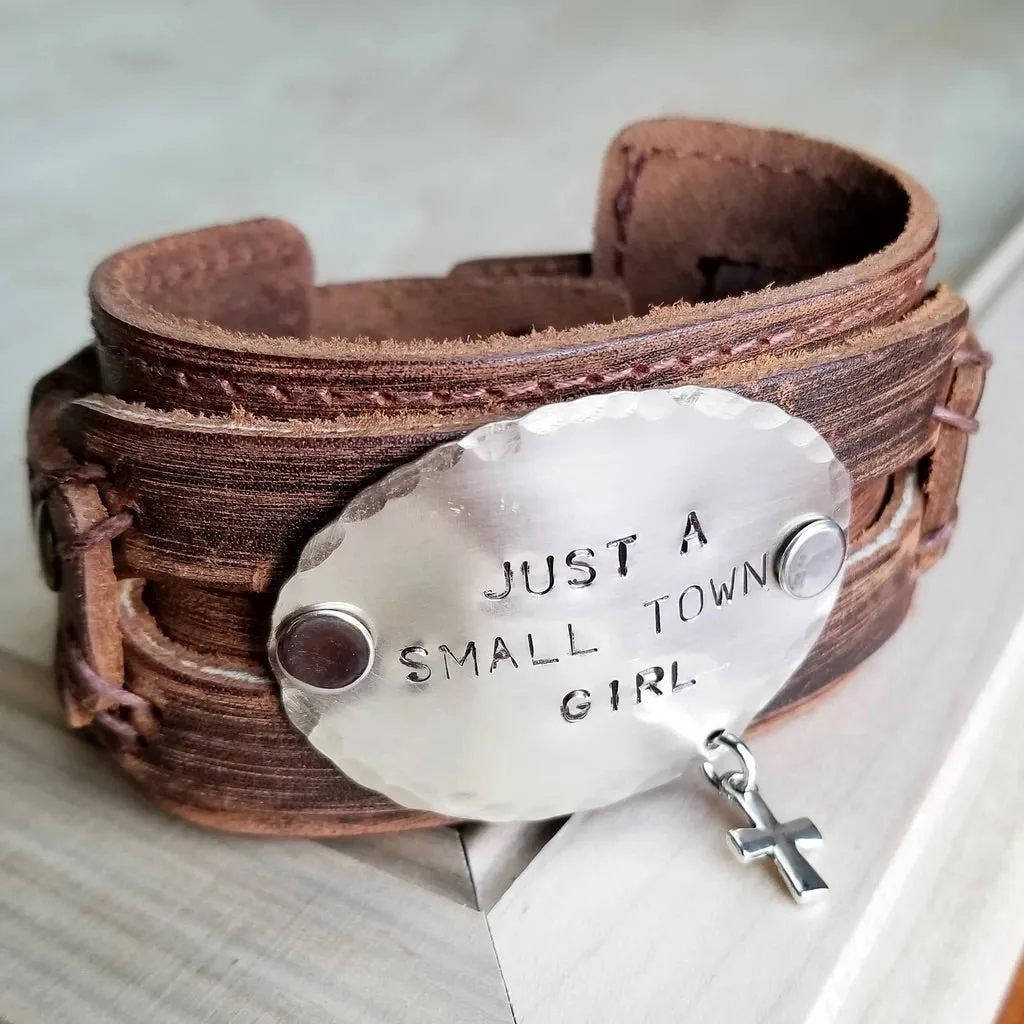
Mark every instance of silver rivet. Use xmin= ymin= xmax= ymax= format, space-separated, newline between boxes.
xmin=775 ymin=517 xmax=846 ymax=599
xmin=271 ymin=605 xmax=375 ymax=690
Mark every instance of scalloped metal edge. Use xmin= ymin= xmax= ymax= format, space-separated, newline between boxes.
xmin=273 ymin=386 xmax=853 ymax=820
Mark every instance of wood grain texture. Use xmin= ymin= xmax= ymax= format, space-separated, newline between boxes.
xmin=834 ymin=627 xmax=1024 ymax=1024
xmin=461 ymin=820 xmax=567 ymax=913
xmin=484 ymin=235 xmax=1024 ymax=1024
xmin=0 ymin=652 xmax=512 ymax=1024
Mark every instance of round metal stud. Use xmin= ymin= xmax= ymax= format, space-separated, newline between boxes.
xmin=33 ymin=501 xmax=62 ymax=593
xmin=775 ymin=516 xmax=847 ymax=599
xmin=271 ymin=385 xmax=852 ymax=821
xmin=271 ymin=606 xmax=375 ymax=690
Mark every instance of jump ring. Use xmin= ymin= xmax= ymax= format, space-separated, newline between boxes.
xmin=701 ymin=729 xmax=757 ymax=795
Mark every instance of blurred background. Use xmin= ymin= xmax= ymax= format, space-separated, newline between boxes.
xmin=1 ymin=0 xmax=1023 ymax=657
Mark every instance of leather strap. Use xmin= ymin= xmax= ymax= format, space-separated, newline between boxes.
xmin=27 ymin=118 xmax=987 ymax=835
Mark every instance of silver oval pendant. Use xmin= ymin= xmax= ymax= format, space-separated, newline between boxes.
xmin=270 ymin=388 xmax=851 ymax=821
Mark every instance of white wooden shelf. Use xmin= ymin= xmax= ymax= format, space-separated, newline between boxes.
xmin=3 ymin=238 xmax=1021 ymax=1024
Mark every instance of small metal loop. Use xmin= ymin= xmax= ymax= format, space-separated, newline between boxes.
xmin=701 ymin=729 xmax=757 ymax=795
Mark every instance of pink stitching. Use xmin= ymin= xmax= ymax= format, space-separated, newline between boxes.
xmin=932 ymin=404 xmax=979 ymax=434
xmin=952 ymin=346 xmax=992 ymax=369
xmin=66 ymin=641 xmax=159 ymax=747
xmin=917 ymin=515 xmax=958 ymax=557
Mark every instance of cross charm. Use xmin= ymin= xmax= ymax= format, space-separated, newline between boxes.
xmin=703 ymin=730 xmax=828 ymax=904
xmin=722 ymin=782 xmax=827 ymax=904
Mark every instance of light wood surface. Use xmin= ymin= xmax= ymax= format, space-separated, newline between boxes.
xmin=0 ymin=655 xmax=512 ymax=1024
xmin=5 ymin=241 xmax=1021 ymax=1024
xmin=485 ymin=246 xmax=1024 ymax=1024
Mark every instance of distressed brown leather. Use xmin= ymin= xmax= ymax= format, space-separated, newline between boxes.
xmin=27 ymin=117 xmax=987 ymax=835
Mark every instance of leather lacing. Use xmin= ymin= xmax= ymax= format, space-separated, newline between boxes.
xmin=952 ymin=346 xmax=994 ymax=369
xmin=33 ymin=460 xmax=158 ymax=752
xmin=55 ymin=510 xmax=134 ymax=561
xmin=913 ymin=334 xmax=991 ymax=574
xmin=930 ymin=344 xmax=993 ymax=436
xmin=932 ymin=405 xmax=980 ymax=434
xmin=63 ymin=640 xmax=159 ymax=751
xmin=34 ymin=331 xmax=989 ymax=751
xmin=917 ymin=511 xmax=958 ymax=559
xmin=31 ymin=462 xmax=136 ymax=567
xmin=29 ymin=461 xmax=108 ymax=499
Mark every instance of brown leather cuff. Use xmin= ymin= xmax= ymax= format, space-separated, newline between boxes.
xmin=27 ymin=117 xmax=987 ymax=835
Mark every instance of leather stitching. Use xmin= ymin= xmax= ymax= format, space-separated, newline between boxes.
xmin=100 ymin=278 xmax=925 ymax=411
xmin=36 ymin=450 xmax=157 ymax=750
xmin=140 ymin=242 xmax=298 ymax=293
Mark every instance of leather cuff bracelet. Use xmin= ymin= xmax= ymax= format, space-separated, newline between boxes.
xmin=28 ymin=117 xmax=988 ymax=837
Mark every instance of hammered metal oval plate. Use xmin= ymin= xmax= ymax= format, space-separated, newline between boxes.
xmin=271 ymin=387 xmax=851 ymax=821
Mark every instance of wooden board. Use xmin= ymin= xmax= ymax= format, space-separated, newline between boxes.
xmin=0 ymin=655 xmax=512 ymax=1024
xmin=7 ymin=229 xmax=1021 ymax=1024
xmin=484 ymin=229 xmax=1024 ymax=1024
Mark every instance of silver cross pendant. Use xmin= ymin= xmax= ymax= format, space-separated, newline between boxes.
xmin=703 ymin=730 xmax=828 ymax=904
